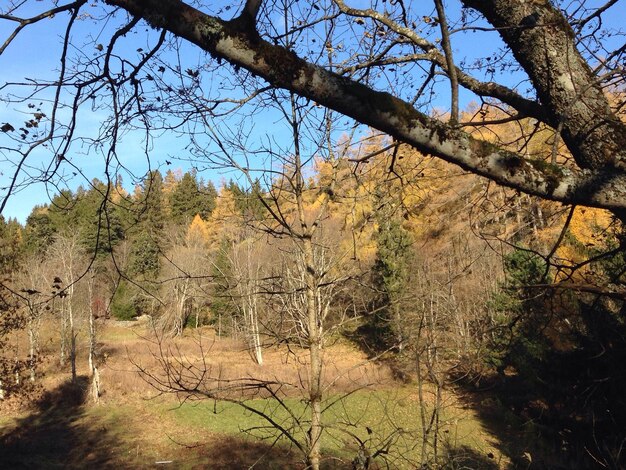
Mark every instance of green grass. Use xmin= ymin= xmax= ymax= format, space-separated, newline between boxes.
xmin=164 ymin=387 xmax=497 ymax=468
xmin=1 ymin=320 xmax=503 ymax=468
xmin=0 ymin=382 xmax=501 ymax=469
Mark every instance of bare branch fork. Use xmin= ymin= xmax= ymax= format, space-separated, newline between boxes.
xmin=104 ymin=0 xmax=626 ymax=214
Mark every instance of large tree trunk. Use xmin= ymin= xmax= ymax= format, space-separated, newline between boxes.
xmin=463 ymin=0 xmax=626 ymax=172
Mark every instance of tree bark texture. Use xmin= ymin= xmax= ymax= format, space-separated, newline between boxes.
xmin=462 ymin=0 xmax=626 ymax=171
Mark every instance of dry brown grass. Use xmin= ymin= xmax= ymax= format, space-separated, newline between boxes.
xmin=97 ymin=322 xmax=393 ymax=405
xmin=0 ymin=320 xmax=404 ymax=469
xmin=0 ymin=319 xmax=512 ymax=469
xmin=1 ymin=317 xmax=393 ymax=412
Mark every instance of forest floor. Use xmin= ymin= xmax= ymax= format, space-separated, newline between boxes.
xmin=0 ymin=321 xmax=512 ymax=469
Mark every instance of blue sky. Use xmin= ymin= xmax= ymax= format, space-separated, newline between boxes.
xmin=0 ymin=2 xmax=227 ymax=221
xmin=1 ymin=0 xmax=624 ymax=223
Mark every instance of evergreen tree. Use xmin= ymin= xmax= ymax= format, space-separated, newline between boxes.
xmin=487 ymin=249 xmax=549 ymax=376
xmin=487 ymin=246 xmax=626 ymax=466
xmin=169 ymin=171 xmax=217 ymax=224
xmin=226 ymin=179 xmax=266 ymax=221
xmin=128 ymin=232 xmax=161 ymax=279
xmin=0 ymin=216 xmax=26 ymax=399
xmin=24 ymin=206 xmax=56 ymax=256
xmin=0 ymin=216 xmax=23 ymax=273
xmin=110 ymin=279 xmax=137 ymax=320
xmin=163 ymin=169 xmax=181 ymax=195
xmin=49 ymin=189 xmax=80 ymax=227
xmin=361 ymin=214 xmax=414 ymax=353
xmin=128 ymin=170 xmax=165 ymax=280
xmin=198 ymin=178 xmax=218 ymax=218
xmin=24 ymin=189 xmax=82 ymax=255
xmin=138 ymin=170 xmax=165 ymax=233
xmin=209 ymin=238 xmax=237 ymax=336
xmin=74 ymin=180 xmax=125 ymax=256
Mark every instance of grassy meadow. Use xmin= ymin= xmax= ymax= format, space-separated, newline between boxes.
xmin=0 ymin=320 xmax=511 ymax=469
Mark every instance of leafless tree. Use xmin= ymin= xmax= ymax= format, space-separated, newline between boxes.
xmin=86 ymin=266 xmax=106 ymax=402
xmin=158 ymin=226 xmax=212 ymax=337
xmin=228 ymin=232 xmax=265 ymax=365
xmin=139 ymin=89 xmax=381 ymax=467
xmin=17 ymin=255 xmax=51 ymax=383
xmin=49 ymin=230 xmax=87 ymax=382
xmin=1 ymin=0 xmax=625 ymax=301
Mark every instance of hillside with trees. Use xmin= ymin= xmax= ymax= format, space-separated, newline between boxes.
xmin=2 ymin=0 xmax=626 ymax=468
xmin=2 ymin=119 xmax=626 ymax=468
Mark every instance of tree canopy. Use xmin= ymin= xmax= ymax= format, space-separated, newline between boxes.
xmin=2 ymin=0 xmax=625 ymax=215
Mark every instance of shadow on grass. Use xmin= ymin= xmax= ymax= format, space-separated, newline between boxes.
xmin=456 ymin=369 xmax=625 ymax=469
xmin=0 ymin=380 xmax=345 ymax=469
xmin=459 ymin=376 xmax=586 ymax=470
xmin=182 ymin=435 xmax=307 ymax=469
xmin=0 ymin=376 xmax=118 ymax=469
xmin=1 ymin=375 xmax=507 ymax=469
xmin=444 ymin=444 xmax=501 ymax=470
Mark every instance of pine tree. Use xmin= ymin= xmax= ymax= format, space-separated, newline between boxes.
xmin=140 ymin=170 xmax=165 ymax=233
xmin=110 ymin=279 xmax=137 ymax=320
xmin=365 ymin=215 xmax=414 ymax=352
xmin=0 ymin=216 xmax=26 ymax=399
xmin=227 ymin=180 xmax=265 ymax=221
xmin=128 ymin=170 xmax=165 ymax=279
xmin=129 ymin=232 xmax=161 ymax=280
xmin=24 ymin=206 xmax=56 ymax=256
xmin=74 ymin=180 xmax=125 ymax=256
xmin=209 ymin=238 xmax=237 ymax=337
xmin=0 ymin=216 xmax=23 ymax=273
xmin=169 ymin=171 xmax=216 ymax=224
xmin=198 ymin=178 xmax=218 ymax=218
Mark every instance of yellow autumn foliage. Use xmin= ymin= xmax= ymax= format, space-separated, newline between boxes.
xmin=186 ymin=214 xmax=210 ymax=246
xmin=568 ymin=207 xmax=612 ymax=246
xmin=533 ymin=206 xmax=614 ymax=279
xmin=205 ymin=186 xmax=240 ymax=250
xmin=163 ymin=169 xmax=183 ymax=194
